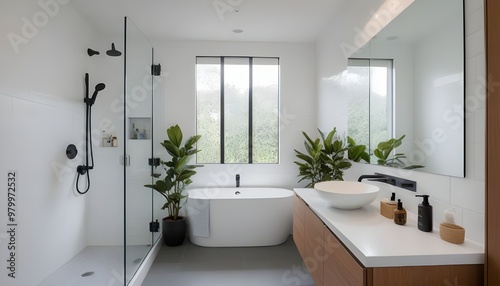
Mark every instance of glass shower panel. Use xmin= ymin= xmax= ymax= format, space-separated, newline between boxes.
xmin=124 ymin=17 xmax=155 ymax=285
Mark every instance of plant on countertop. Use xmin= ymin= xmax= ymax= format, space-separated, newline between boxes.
xmin=373 ymin=135 xmax=424 ymax=170
xmin=144 ymin=124 xmax=203 ymax=221
xmin=294 ymin=128 xmax=369 ymax=187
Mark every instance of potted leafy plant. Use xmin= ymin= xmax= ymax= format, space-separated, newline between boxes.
xmin=144 ymin=124 xmax=203 ymax=246
xmin=294 ymin=128 xmax=369 ymax=187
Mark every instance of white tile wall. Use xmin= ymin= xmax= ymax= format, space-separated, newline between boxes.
xmin=0 ymin=2 xmax=97 ymax=285
xmin=0 ymin=93 xmax=88 ymax=286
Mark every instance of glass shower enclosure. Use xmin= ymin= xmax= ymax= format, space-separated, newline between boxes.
xmin=39 ymin=17 xmax=161 ymax=286
xmin=123 ymin=16 xmax=161 ymax=285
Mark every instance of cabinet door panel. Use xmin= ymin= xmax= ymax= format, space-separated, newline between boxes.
xmin=304 ymin=205 xmax=324 ymax=286
xmin=324 ymin=227 xmax=365 ymax=286
xmin=293 ymin=195 xmax=306 ymax=257
xmin=371 ymin=265 xmax=484 ymax=286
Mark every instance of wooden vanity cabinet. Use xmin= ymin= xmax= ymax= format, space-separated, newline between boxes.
xmin=303 ymin=203 xmax=325 ymax=286
xmin=294 ymin=195 xmax=325 ymax=285
xmin=292 ymin=194 xmax=483 ymax=286
xmin=293 ymin=194 xmax=305 ymax=257
xmin=370 ymin=265 xmax=484 ymax=286
xmin=293 ymin=194 xmax=364 ymax=286
xmin=323 ymin=227 xmax=365 ymax=286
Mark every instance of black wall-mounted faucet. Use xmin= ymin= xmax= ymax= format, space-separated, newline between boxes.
xmin=358 ymin=174 xmax=391 ymax=183
xmin=358 ymin=173 xmax=417 ymax=192
xmin=236 ymin=174 xmax=240 ymax=187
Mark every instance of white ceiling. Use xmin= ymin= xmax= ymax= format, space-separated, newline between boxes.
xmin=71 ymin=0 xmax=346 ymax=43
xmin=373 ymin=0 xmax=461 ymax=44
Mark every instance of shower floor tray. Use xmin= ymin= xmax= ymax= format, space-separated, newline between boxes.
xmin=39 ymin=245 xmax=151 ymax=286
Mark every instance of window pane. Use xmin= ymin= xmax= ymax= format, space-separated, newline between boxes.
xmin=253 ymin=58 xmax=279 ymax=163
xmin=196 ymin=56 xmax=280 ymax=164
xmin=347 ymin=59 xmax=370 ymax=149
xmin=196 ymin=57 xmax=221 ymax=163
xmin=224 ymin=58 xmax=249 ymax=163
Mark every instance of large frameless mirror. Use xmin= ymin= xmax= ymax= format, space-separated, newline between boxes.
xmin=345 ymin=0 xmax=465 ymax=177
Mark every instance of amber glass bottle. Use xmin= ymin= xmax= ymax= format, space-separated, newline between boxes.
xmin=393 ymin=199 xmax=407 ymax=225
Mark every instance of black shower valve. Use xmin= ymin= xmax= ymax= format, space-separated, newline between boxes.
xmin=77 ymin=165 xmax=87 ymax=175
xmin=77 ymin=165 xmax=93 ymax=175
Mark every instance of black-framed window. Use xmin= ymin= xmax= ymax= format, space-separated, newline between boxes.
xmin=196 ymin=56 xmax=280 ymax=164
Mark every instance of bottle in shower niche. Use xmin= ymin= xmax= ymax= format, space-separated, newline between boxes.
xmin=416 ymin=195 xmax=433 ymax=232
xmin=131 ymin=123 xmax=137 ymax=139
xmin=393 ymin=199 xmax=407 ymax=225
xmin=135 ymin=128 xmax=142 ymax=139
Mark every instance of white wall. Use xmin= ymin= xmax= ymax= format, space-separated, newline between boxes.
xmin=317 ymin=0 xmax=486 ymax=244
xmin=0 ymin=1 xmax=96 ymax=285
xmin=150 ymin=40 xmax=317 ymax=191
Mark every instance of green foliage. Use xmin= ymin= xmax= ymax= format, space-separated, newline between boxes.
xmin=347 ymin=136 xmax=371 ymax=163
xmin=294 ymin=131 xmax=324 ymax=187
xmin=144 ymin=125 xmax=203 ymax=220
xmin=373 ymin=135 xmax=424 ymax=170
xmin=294 ymin=128 xmax=370 ymax=187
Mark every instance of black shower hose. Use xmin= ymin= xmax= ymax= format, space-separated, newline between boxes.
xmin=76 ymin=103 xmax=94 ymax=194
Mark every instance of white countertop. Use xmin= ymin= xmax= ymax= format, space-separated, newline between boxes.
xmin=294 ymin=188 xmax=484 ymax=268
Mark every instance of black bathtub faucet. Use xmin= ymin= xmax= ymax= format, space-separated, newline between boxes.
xmin=236 ymin=174 xmax=240 ymax=187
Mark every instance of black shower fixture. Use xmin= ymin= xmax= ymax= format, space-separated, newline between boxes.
xmin=85 ymin=81 xmax=106 ymax=106
xmin=87 ymin=48 xmax=100 ymax=56
xmin=66 ymin=144 xmax=78 ymax=159
xmin=106 ymin=43 xmax=122 ymax=57
xmin=76 ymin=73 xmax=106 ymax=194
xmin=152 ymin=64 xmax=161 ymax=76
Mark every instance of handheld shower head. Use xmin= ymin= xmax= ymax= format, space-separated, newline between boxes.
xmin=89 ymin=83 xmax=105 ymax=105
xmin=95 ymin=83 xmax=106 ymax=92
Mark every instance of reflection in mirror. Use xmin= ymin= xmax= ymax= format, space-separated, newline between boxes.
xmin=339 ymin=0 xmax=464 ymax=177
xmin=347 ymin=58 xmax=394 ymax=163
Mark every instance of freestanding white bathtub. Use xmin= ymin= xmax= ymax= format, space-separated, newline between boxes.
xmin=186 ymin=187 xmax=293 ymax=247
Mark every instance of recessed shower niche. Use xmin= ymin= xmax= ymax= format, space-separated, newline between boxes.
xmin=129 ymin=117 xmax=151 ymax=140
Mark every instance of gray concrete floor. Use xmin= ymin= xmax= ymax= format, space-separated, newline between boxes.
xmin=142 ymin=235 xmax=314 ymax=286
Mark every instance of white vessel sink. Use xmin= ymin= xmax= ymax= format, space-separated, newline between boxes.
xmin=314 ymin=181 xmax=380 ymax=209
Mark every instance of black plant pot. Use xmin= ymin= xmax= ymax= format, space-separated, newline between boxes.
xmin=162 ymin=216 xmax=186 ymax=246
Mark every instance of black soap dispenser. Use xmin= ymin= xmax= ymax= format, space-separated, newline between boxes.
xmin=416 ymin=195 xmax=433 ymax=232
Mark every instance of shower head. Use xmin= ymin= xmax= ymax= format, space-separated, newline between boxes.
xmin=87 ymin=48 xmax=100 ymax=56
xmin=106 ymin=43 xmax=122 ymax=57
xmin=89 ymin=83 xmax=105 ymax=106
xmin=95 ymin=83 xmax=106 ymax=92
